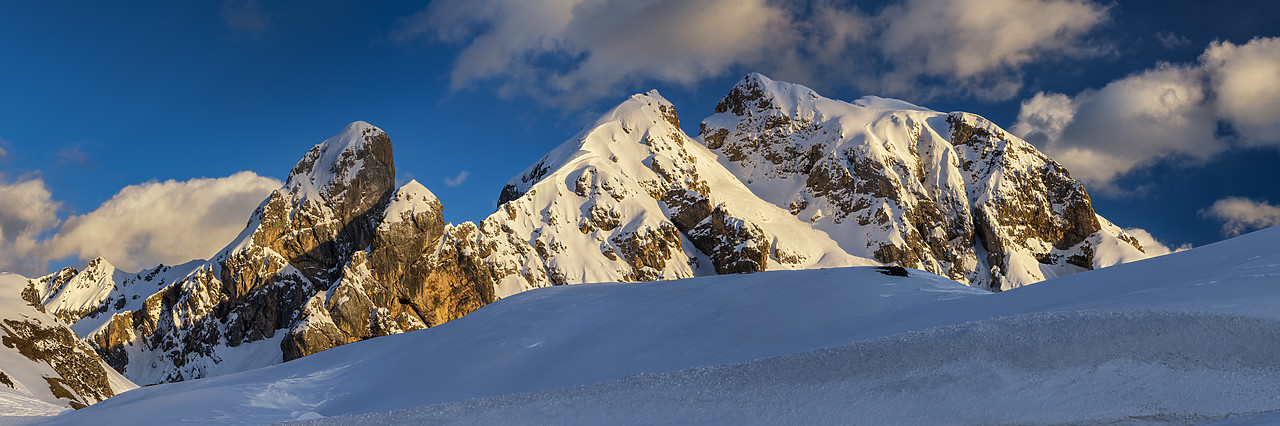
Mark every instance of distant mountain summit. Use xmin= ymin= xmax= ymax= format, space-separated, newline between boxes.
xmin=19 ymin=74 xmax=1152 ymax=391
xmin=0 ymin=273 xmax=134 ymax=414
xmin=700 ymin=73 xmax=1147 ymax=290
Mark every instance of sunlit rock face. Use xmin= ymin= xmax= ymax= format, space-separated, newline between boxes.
xmin=61 ymin=122 xmax=495 ymax=384
xmin=481 ymin=90 xmax=872 ymax=298
xmin=0 ymin=273 xmax=134 ymax=412
xmin=37 ymin=74 xmax=1150 ymax=387
xmin=699 ymin=73 xmax=1146 ymax=291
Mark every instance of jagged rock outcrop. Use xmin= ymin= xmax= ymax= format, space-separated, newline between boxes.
xmin=281 ymin=181 xmax=496 ymax=361
xmin=0 ymin=273 xmax=135 ymax=413
xmin=70 ymin=122 xmax=497 ymax=384
xmin=475 ymin=90 xmax=872 ymax=297
xmin=699 ymin=73 xmax=1148 ymax=290
xmin=30 ymin=75 xmax=1154 ymax=389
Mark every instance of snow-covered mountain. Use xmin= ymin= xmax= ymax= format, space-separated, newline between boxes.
xmin=477 ymin=90 xmax=873 ymax=296
xmin=700 ymin=73 xmax=1148 ymax=290
xmin=50 ymin=122 xmax=500 ymax=386
xmin=0 ymin=273 xmax=135 ymax=416
xmin=40 ymin=224 xmax=1280 ymax=425
xmin=23 ymin=75 xmax=1155 ymax=395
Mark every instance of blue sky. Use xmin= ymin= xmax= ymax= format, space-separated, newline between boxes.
xmin=1 ymin=0 xmax=1278 ymax=274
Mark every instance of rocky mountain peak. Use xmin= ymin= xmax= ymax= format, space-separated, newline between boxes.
xmin=284 ymin=121 xmax=395 ymax=216
xmin=499 ymin=90 xmax=682 ymax=206
xmin=713 ymin=73 xmax=823 ymax=118
xmin=31 ymin=256 xmax=119 ymax=325
xmin=699 ymin=73 xmax=1147 ymax=291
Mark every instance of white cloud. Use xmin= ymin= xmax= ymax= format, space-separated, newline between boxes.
xmin=1010 ymin=92 xmax=1076 ymax=147
xmin=402 ymin=0 xmax=791 ymax=105
xmin=221 ymin=0 xmax=270 ymax=34
xmin=1015 ymin=64 xmax=1218 ymax=191
xmin=1012 ymin=37 xmax=1280 ymax=191
xmin=1201 ymin=38 xmax=1280 ymax=146
xmin=402 ymin=0 xmax=1109 ymax=105
xmin=1122 ymin=227 xmax=1190 ymax=257
xmin=0 ymin=172 xmax=281 ymax=276
xmin=876 ymin=0 xmax=1107 ymax=100
xmin=0 ymin=179 xmax=62 ymax=276
xmin=443 ymin=171 xmax=469 ymax=187
xmin=43 ymin=171 xmax=281 ymax=272
xmin=1202 ymin=197 xmax=1280 ymax=237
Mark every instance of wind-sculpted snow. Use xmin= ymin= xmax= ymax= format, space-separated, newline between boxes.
xmin=312 ymin=311 xmax=1280 ymax=425
xmin=700 ymin=73 xmax=1148 ymax=290
xmin=46 ymin=225 xmax=1280 ymax=424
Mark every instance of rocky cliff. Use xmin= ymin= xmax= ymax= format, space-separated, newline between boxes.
xmin=30 ymin=75 xmax=1153 ymax=388
xmin=50 ymin=122 xmax=496 ymax=385
xmin=699 ymin=73 xmax=1148 ymax=290
xmin=472 ymin=90 xmax=873 ymax=297
xmin=0 ymin=273 xmax=135 ymax=414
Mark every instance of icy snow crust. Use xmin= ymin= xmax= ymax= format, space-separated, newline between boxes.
xmin=45 ymin=225 xmax=1280 ymax=425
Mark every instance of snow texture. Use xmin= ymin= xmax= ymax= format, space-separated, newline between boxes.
xmin=0 ymin=274 xmax=136 ymax=417
xmin=41 ymin=224 xmax=1280 ymax=425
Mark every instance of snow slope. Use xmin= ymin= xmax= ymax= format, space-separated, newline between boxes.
xmin=477 ymin=90 xmax=873 ymax=297
xmin=700 ymin=73 xmax=1149 ymax=290
xmin=44 ymin=225 xmax=1280 ymax=424
xmin=0 ymin=274 xmax=136 ymax=417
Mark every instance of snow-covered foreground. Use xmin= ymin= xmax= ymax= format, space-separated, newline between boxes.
xmin=305 ymin=311 xmax=1280 ymax=425
xmin=44 ymin=225 xmax=1280 ymax=424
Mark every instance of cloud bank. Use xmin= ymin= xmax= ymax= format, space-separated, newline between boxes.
xmin=1012 ymin=37 xmax=1280 ymax=191
xmin=1202 ymin=197 xmax=1280 ymax=237
xmin=0 ymin=172 xmax=281 ymax=276
xmin=0 ymin=178 xmax=62 ymax=275
xmin=399 ymin=0 xmax=1109 ymax=105
xmin=1123 ymin=227 xmax=1189 ymax=257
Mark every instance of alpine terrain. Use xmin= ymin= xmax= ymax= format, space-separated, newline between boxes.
xmin=4 ymin=75 xmax=1157 ymax=415
xmin=41 ymin=223 xmax=1280 ymax=425
xmin=0 ymin=273 xmax=135 ymax=417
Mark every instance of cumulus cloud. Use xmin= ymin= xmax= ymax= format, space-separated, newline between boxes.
xmin=443 ymin=171 xmax=469 ymax=187
xmin=0 ymin=179 xmax=62 ymax=275
xmin=1202 ymin=38 xmax=1280 ymax=145
xmin=1012 ymin=37 xmax=1280 ymax=191
xmin=43 ymin=171 xmax=281 ymax=272
xmin=1202 ymin=197 xmax=1280 ymax=236
xmin=0 ymin=172 xmax=280 ymax=276
xmin=400 ymin=0 xmax=792 ymax=105
xmin=1122 ymin=227 xmax=1190 ymax=256
xmin=401 ymin=0 xmax=1109 ymax=105
xmin=876 ymin=0 xmax=1107 ymax=100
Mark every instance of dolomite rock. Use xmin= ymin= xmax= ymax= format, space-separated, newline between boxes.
xmin=699 ymin=73 xmax=1147 ymax=290
xmin=0 ymin=274 xmax=135 ymax=412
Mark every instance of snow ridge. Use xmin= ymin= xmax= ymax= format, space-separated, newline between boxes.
xmin=699 ymin=73 xmax=1149 ymax=290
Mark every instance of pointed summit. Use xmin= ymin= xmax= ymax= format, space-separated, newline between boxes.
xmin=699 ymin=75 xmax=1147 ymax=291
xmin=284 ymin=121 xmax=395 ymax=212
xmin=34 ymin=256 xmax=119 ymax=324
